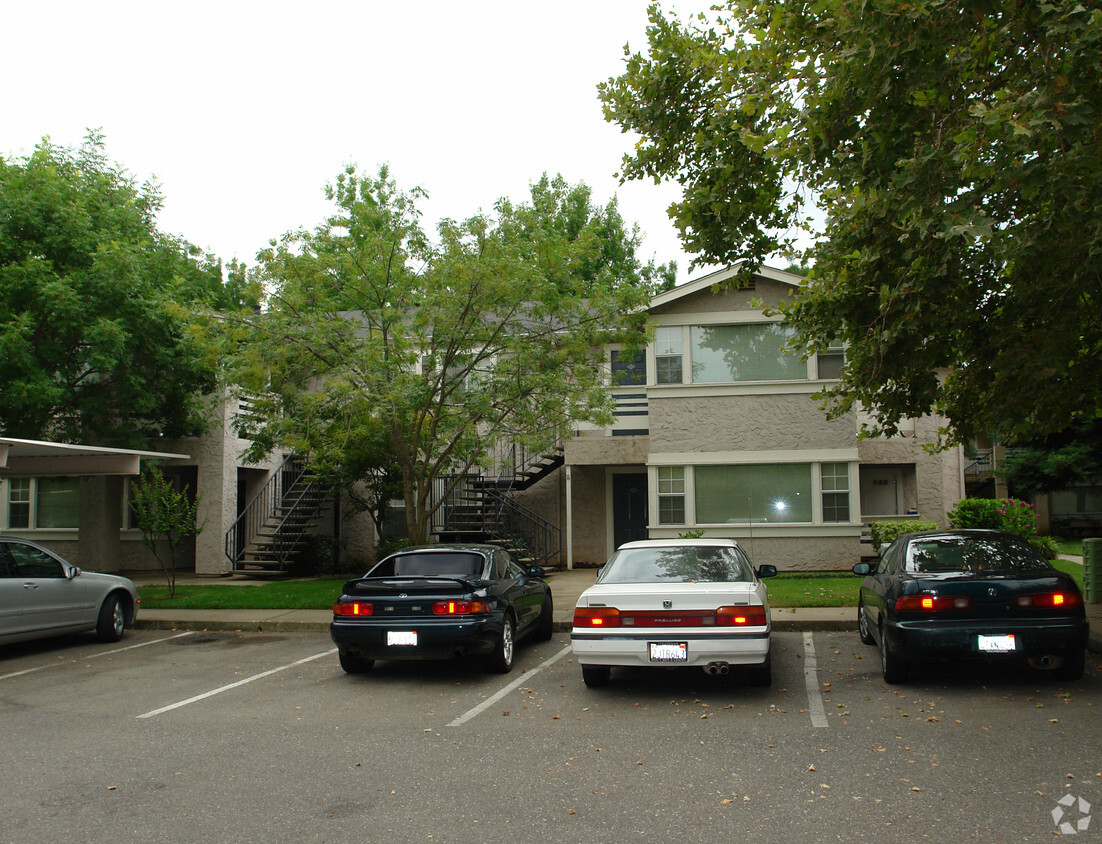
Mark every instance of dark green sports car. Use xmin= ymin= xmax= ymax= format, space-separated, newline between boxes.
xmin=853 ymin=530 xmax=1088 ymax=684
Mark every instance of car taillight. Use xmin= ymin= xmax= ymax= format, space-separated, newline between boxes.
xmin=432 ymin=600 xmax=488 ymax=615
xmin=715 ymin=605 xmax=768 ymax=626
xmin=333 ymin=601 xmax=373 ymax=616
xmin=895 ymin=594 xmax=972 ymax=611
xmin=574 ymin=606 xmax=621 ymax=628
xmin=1015 ymin=591 xmax=1082 ymax=610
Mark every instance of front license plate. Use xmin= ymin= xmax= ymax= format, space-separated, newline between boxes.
xmin=649 ymin=642 xmax=688 ymax=663
xmin=387 ymin=631 xmax=417 ymax=646
xmin=978 ymin=633 xmax=1016 ymax=653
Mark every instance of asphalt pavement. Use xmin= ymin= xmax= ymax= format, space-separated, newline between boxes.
xmin=128 ymin=561 xmax=1102 ymax=652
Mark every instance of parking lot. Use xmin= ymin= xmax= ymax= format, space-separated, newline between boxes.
xmin=2 ymin=628 xmax=1099 ymax=843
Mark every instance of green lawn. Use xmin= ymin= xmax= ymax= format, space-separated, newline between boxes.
xmin=138 ymin=555 xmax=1087 ymax=611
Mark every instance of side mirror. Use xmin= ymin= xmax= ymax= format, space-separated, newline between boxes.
xmin=852 ymin=562 xmax=872 ymax=576
xmin=527 ymin=565 xmax=546 ymax=579
xmin=757 ymin=564 xmax=778 ymax=579
xmin=67 ymin=565 xmax=82 ymax=580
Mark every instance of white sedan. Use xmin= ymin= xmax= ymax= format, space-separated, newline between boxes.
xmin=571 ymin=538 xmax=776 ymax=688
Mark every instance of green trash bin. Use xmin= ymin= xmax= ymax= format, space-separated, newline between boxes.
xmin=1084 ymin=538 xmax=1102 ymax=604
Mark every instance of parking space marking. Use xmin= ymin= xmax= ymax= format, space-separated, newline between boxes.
xmin=136 ymin=647 xmax=337 ymax=719
xmin=0 ymin=631 xmax=195 ymax=681
xmin=802 ymin=632 xmax=829 ymax=728
xmin=448 ymin=644 xmax=572 ymax=727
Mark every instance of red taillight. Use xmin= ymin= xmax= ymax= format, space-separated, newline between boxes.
xmin=1015 ymin=592 xmax=1082 ymax=610
xmin=715 ymin=605 xmax=768 ymax=626
xmin=574 ymin=606 xmax=621 ymax=628
xmin=432 ymin=600 xmax=488 ymax=615
xmin=333 ymin=601 xmax=374 ymax=617
xmin=895 ymin=594 xmax=972 ymax=612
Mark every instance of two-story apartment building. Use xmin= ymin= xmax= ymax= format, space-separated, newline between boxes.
xmin=520 ymin=265 xmax=965 ymax=571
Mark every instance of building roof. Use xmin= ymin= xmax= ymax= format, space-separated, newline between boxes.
xmin=0 ymin=438 xmax=190 ymax=477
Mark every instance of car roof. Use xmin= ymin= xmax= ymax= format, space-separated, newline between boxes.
xmin=616 ymin=538 xmax=742 ymax=550
xmin=898 ymin=529 xmax=1022 ymax=543
xmin=386 ymin=544 xmax=497 ymax=556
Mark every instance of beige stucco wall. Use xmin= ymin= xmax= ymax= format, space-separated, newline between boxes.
xmin=648 ymin=393 xmax=856 ymax=454
xmin=564 ymin=465 xmax=611 ymax=565
xmin=566 ymin=435 xmax=650 ymax=467
xmin=650 ymin=275 xmax=794 ymax=316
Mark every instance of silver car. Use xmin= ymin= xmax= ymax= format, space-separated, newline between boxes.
xmin=0 ymin=537 xmax=140 ymax=646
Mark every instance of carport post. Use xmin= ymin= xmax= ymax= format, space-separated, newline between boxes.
xmin=565 ymin=465 xmax=573 ymax=570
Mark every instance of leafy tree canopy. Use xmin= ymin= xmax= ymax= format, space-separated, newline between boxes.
xmin=229 ymin=166 xmax=653 ymax=543
xmin=0 ymin=132 xmax=250 ymax=445
xmin=1003 ymin=419 xmax=1102 ymax=493
xmin=601 ymin=0 xmax=1102 ymax=444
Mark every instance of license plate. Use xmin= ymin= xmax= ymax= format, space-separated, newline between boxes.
xmin=649 ymin=642 xmax=688 ymax=662
xmin=978 ymin=634 xmax=1016 ymax=653
xmin=387 ymin=631 xmax=417 ymax=646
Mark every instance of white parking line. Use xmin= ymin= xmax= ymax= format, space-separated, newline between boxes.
xmin=0 ymin=631 xmax=196 ymax=681
xmin=802 ymin=632 xmax=829 ymax=728
xmin=136 ymin=648 xmax=337 ymax=719
xmin=448 ymin=644 xmax=572 ymax=727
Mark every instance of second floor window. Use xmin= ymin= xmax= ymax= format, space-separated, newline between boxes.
xmin=611 ymin=350 xmax=646 ymax=387
xmin=654 ymin=326 xmax=683 ymax=385
xmin=690 ymin=323 xmax=805 ymax=383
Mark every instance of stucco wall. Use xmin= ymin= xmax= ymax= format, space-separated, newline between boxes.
xmin=649 ymin=394 xmax=856 ymax=454
xmin=565 ymin=465 xmax=610 ymax=565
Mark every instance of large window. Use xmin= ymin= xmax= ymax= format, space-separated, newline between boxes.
xmin=690 ymin=323 xmax=805 ymax=383
xmin=5 ymin=477 xmax=80 ymax=529
xmin=654 ymin=326 xmax=683 ymax=385
xmin=694 ymin=464 xmax=812 ymax=523
xmin=656 ymin=466 xmax=686 ymax=525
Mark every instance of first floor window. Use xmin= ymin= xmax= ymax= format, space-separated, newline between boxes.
xmin=8 ymin=478 xmax=31 ymax=528
xmin=36 ymin=478 xmax=80 ymax=528
xmin=657 ymin=466 xmax=686 ymax=525
xmin=694 ymin=464 xmax=813 ymax=523
xmin=821 ymin=462 xmax=851 ymax=522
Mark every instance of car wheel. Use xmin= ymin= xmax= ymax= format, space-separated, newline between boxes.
xmin=747 ymin=653 xmax=772 ymax=687
xmin=1056 ymin=646 xmax=1085 ymax=682
xmin=857 ymin=602 xmax=876 ymax=645
xmin=339 ymin=652 xmax=375 ymax=674
xmin=487 ymin=614 xmax=515 ymax=674
xmin=534 ymin=594 xmax=554 ymax=641
xmin=96 ymin=594 xmax=126 ymax=643
xmin=879 ymin=623 xmax=908 ymax=684
xmin=582 ymin=665 xmax=610 ymax=688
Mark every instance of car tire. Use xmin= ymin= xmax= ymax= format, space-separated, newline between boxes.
xmin=747 ymin=654 xmax=772 ymax=687
xmin=534 ymin=594 xmax=554 ymax=642
xmin=486 ymin=614 xmax=515 ymax=674
xmin=96 ymin=594 xmax=126 ymax=643
xmin=858 ymin=602 xmax=876 ymax=645
xmin=582 ymin=665 xmax=610 ymax=688
xmin=879 ymin=623 xmax=908 ymax=684
xmin=339 ymin=652 xmax=375 ymax=674
xmin=1056 ymin=646 xmax=1085 ymax=682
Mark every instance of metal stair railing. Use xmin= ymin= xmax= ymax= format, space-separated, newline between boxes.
xmin=225 ymin=453 xmax=327 ymax=570
xmin=482 ymin=486 xmax=561 ymax=567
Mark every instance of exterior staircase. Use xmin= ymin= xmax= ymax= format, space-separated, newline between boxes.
xmin=225 ymin=454 xmax=330 ymax=575
xmin=431 ymin=441 xmax=563 ymax=568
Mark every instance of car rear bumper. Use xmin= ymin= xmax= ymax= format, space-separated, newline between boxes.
xmin=885 ymin=616 xmax=1088 ymax=661
xmin=570 ymin=628 xmax=770 ymax=667
xmin=331 ymin=615 xmax=505 ymax=661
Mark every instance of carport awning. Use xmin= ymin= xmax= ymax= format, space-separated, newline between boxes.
xmin=0 ymin=438 xmax=190 ymax=477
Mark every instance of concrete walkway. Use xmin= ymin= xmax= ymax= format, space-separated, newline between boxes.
xmin=129 ymin=565 xmax=1102 ymax=652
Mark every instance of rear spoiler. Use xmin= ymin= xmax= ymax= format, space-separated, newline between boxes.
xmin=342 ymin=576 xmax=481 ymax=595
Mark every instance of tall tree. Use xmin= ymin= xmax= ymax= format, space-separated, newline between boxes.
xmin=0 ymin=132 xmax=236 ymax=445
xmin=230 ymin=166 xmax=652 ymax=544
xmin=601 ymin=0 xmax=1102 ymax=444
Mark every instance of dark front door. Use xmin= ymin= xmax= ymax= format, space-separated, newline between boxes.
xmin=612 ymin=473 xmax=649 ymax=550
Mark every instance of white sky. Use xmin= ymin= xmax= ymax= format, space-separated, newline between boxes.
xmin=3 ymin=0 xmax=722 ymax=285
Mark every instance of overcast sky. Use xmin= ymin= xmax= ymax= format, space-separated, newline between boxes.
xmin=4 ymin=0 xmax=723 ymax=285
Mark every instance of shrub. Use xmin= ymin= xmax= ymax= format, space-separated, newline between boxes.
xmin=948 ymin=497 xmax=1038 ymax=537
xmin=869 ymin=520 xmax=939 ymax=548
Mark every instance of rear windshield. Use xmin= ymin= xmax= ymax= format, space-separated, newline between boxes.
xmin=369 ymin=552 xmax=485 ymax=578
xmin=599 ymin=546 xmax=754 ymax=584
xmin=906 ymin=536 xmax=1050 ymax=574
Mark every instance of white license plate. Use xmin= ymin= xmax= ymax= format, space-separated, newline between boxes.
xmin=978 ymin=634 xmax=1016 ymax=653
xmin=649 ymin=642 xmax=688 ymax=662
xmin=387 ymin=631 xmax=417 ymax=646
